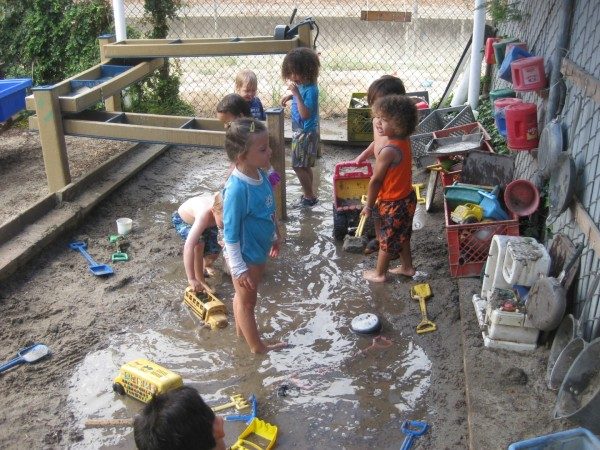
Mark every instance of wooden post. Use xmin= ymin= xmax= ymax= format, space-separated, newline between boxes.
xmin=98 ymin=34 xmax=122 ymax=112
xmin=266 ymin=107 xmax=286 ymax=220
xmin=298 ymin=22 xmax=313 ymax=49
xmin=32 ymin=86 xmax=71 ymax=192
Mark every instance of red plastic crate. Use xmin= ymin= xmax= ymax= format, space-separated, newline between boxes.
xmin=437 ymin=141 xmax=495 ymax=187
xmin=432 ymin=121 xmax=492 ymax=141
xmin=444 ymin=198 xmax=519 ymax=277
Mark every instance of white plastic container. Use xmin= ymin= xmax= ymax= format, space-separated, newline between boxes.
xmin=481 ymin=235 xmax=523 ymax=300
xmin=116 ymin=218 xmax=133 ymax=235
xmin=412 ymin=204 xmax=426 ymax=230
xmin=486 ymin=308 xmax=539 ymax=343
xmin=502 ymin=238 xmax=550 ymax=286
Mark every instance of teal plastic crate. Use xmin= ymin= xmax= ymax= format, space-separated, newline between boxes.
xmin=508 ymin=428 xmax=600 ymax=449
xmin=0 ymin=78 xmax=32 ymax=121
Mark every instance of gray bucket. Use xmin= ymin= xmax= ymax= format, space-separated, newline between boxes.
xmin=546 ymin=314 xmax=576 ymax=389
xmin=554 ymin=337 xmax=600 ymax=433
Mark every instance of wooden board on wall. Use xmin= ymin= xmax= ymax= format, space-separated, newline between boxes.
xmin=360 ymin=10 xmax=412 ymax=22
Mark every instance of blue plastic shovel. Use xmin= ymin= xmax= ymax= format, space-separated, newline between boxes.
xmin=0 ymin=343 xmax=51 ymax=374
xmin=400 ymin=420 xmax=429 ymax=450
xmin=224 ymin=395 xmax=257 ymax=424
xmin=69 ymin=241 xmax=114 ymax=276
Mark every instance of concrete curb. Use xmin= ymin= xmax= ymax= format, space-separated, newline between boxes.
xmin=0 ymin=142 xmax=170 ymax=283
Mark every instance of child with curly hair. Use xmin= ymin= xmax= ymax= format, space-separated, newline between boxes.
xmin=361 ymin=95 xmax=425 ymax=282
xmin=280 ymin=47 xmax=321 ymax=208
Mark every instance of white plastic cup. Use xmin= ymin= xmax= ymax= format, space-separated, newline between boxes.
xmin=116 ymin=218 xmax=133 ymax=235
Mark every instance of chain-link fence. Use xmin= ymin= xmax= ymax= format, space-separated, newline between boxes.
xmin=498 ymin=0 xmax=600 ymax=340
xmin=123 ymin=0 xmax=474 ymax=122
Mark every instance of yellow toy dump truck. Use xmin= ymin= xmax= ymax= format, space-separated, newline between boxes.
xmin=183 ymin=287 xmax=228 ymax=329
xmin=112 ymin=358 xmax=183 ymax=403
xmin=333 ymin=162 xmax=375 ymax=240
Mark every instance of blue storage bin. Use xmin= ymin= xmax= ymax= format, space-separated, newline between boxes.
xmin=0 ymin=78 xmax=32 ymax=121
xmin=508 ymin=427 xmax=600 ymax=449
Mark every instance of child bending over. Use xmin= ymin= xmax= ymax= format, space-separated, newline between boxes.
xmin=235 ymin=69 xmax=266 ymax=121
xmin=134 ymin=385 xmax=226 ymax=450
xmin=280 ymin=47 xmax=320 ymax=208
xmin=222 ymin=118 xmax=286 ymax=353
xmin=172 ymin=193 xmax=223 ymax=292
xmin=352 ymin=75 xmax=406 ymax=255
xmin=361 ymin=95 xmax=419 ymax=282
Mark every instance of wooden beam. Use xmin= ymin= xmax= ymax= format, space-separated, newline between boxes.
xmin=29 ymin=115 xmax=225 ymax=147
xmin=360 ymin=10 xmax=412 ymax=22
xmin=570 ymin=196 xmax=600 ymax=257
xmin=26 ymin=58 xmax=164 ymax=113
xmin=266 ymin=108 xmax=286 ymax=220
xmin=32 ymin=87 xmax=71 ymax=192
xmin=561 ymin=57 xmax=600 ymax=103
xmin=102 ymin=37 xmax=299 ymax=59
xmin=99 ymin=35 xmax=121 ymax=112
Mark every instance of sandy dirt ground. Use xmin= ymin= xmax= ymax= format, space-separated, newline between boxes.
xmin=0 ymin=126 xmax=561 ymax=449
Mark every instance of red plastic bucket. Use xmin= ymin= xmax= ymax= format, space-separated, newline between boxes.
xmin=512 ymin=56 xmax=547 ymax=91
xmin=485 ymin=37 xmax=501 ymax=64
xmin=493 ymin=98 xmax=522 ymax=137
xmin=504 ymin=179 xmax=540 ymax=216
xmin=505 ymin=103 xmax=538 ymax=150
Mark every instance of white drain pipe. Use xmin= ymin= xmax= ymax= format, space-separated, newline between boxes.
xmin=112 ymin=0 xmax=127 ymax=42
xmin=467 ymin=0 xmax=486 ymax=110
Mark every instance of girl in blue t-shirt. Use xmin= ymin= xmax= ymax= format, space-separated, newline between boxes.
xmin=222 ymin=118 xmax=287 ymax=353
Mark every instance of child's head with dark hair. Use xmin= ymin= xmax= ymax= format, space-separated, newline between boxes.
xmin=372 ymin=94 xmax=418 ymax=139
xmin=133 ymin=385 xmax=225 ymax=450
xmin=366 ymin=75 xmax=406 ymax=106
xmin=281 ymin=47 xmax=320 ymax=84
xmin=224 ymin=118 xmax=267 ymax=162
xmin=216 ymin=93 xmax=251 ymax=124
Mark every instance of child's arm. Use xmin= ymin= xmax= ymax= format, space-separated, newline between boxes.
xmin=287 ymin=82 xmax=311 ymax=119
xmin=280 ymin=92 xmax=293 ymax=107
xmin=222 ymin=184 xmax=254 ymax=289
xmin=361 ymin=146 xmax=396 ymax=217
xmin=183 ymin=214 xmax=210 ymax=292
xmin=269 ymin=218 xmax=281 ymax=258
xmin=353 ymin=141 xmax=375 ymax=163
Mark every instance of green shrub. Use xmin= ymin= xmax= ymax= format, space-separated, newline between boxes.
xmin=0 ymin=0 xmax=111 ymax=84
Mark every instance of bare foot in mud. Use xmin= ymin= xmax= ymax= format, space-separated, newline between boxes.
xmin=363 ymin=269 xmax=387 ymax=282
xmin=267 ymin=341 xmax=289 ymax=352
xmin=389 ymin=266 xmax=416 ymax=277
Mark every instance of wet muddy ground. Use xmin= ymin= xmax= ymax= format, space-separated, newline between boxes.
xmin=0 ymin=141 xmax=467 ymax=449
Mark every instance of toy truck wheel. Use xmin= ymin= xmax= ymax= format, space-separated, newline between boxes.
xmin=333 ymin=207 xmax=349 ymax=240
xmin=112 ymin=382 xmax=125 ymax=396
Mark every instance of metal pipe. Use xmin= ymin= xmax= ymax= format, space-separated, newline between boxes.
xmin=112 ymin=0 xmax=127 ymax=42
xmin=467 ymin=0 xmax=486 ymax=110
xmin=546 ymin=0 xmax=574 ymax=123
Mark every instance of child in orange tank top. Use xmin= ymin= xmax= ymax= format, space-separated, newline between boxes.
xmin=361 ymin=95 xmax=419 ymax=282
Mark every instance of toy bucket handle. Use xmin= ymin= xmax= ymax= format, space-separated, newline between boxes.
xmin=334 ymin=161 xmax=373 ymax=178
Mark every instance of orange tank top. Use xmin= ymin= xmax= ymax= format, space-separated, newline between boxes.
xmin=377 ymin=138 xmax=413 ymax=202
